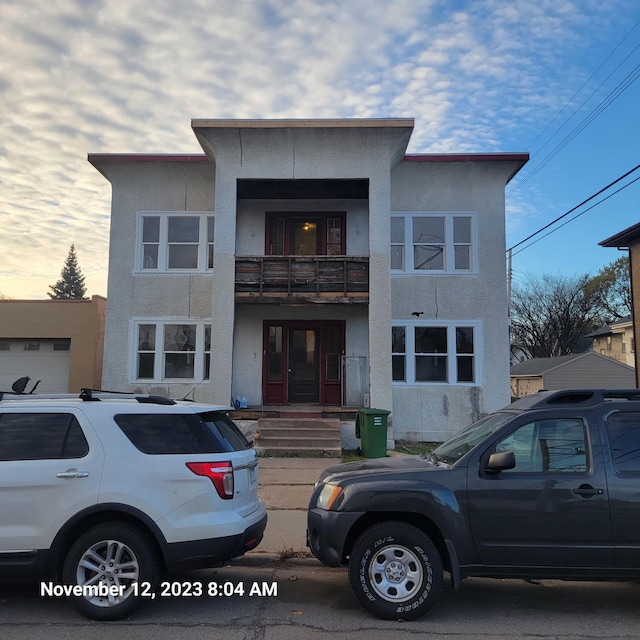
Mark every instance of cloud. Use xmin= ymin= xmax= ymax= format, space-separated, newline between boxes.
xmin=0 ymin=0 xmax=637 ymax=297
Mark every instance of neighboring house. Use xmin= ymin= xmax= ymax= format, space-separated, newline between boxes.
xmin=89 ymin=118 xmax=528 ymax=442
xmin=587 ymin=316 xmax=635 ymax=367
xmin=510 ymin=351 xmax=635 ymax=398
xmin=0 ymin=296 xmax=106 ymax=393
xmin=600 ymin=223 xmax=640 ymax=386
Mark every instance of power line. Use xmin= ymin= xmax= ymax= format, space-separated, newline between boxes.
xmin=509 ymin=173 xmax=640 ymax=258
xmin=506 ymin=164 xmax=640 ymax=253
xmin=509 ymin=20 xmax=640 ymax=196
xmin=509 ymin=56 xmax=640 ymax=195
xmin=525 ymin=18 xmax=640 ymax=154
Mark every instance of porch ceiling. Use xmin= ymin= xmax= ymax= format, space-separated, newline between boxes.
xmin=237 ymin=178 xmax=368 ymax=200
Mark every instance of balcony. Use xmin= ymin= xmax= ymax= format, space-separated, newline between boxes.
xmin=235 ymin=256 xmax=369 ymax=304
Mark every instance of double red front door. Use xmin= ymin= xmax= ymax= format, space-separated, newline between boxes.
xmin=263 ymin=321 xmax=344 ymax=405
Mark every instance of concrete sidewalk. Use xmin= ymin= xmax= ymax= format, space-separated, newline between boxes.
xmin=246 ymin=456 xmax=336 ymax=559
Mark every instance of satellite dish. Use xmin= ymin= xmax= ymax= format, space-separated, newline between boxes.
xmin=11 ymin=377 xmax=30 ymax=394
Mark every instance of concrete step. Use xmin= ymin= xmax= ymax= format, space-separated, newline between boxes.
xmin=257 ymin=418 xmax=341 ymax=430
xmin=255 ymin=417 xmax=341 ymax=456
xmin=256 ymin=437 xmax=340 ymax=448
xmin=255 ymin=445 xmax=341 ymax=457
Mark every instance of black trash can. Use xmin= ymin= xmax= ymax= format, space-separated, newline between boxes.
xmin=356 ymin=408 xmax=390 ymax=458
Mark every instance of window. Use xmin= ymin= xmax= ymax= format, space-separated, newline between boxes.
xmin=390 ymin=213 xmax=475 ymax=273
xmin=0 ymin=413 xmax=89 ymax=461
xmin=495 ymin=418 xmax=588 ymax=473
xmin=138 ymin=212 xmax=214 ymax=272
xmin=266 ymin=213 xmax=345 ymax=256
xmin=392 ymin=322 xmax=478 ymax=384
xmin=115 ymin=411 xmax=250 ymax=455
xmin=134 ymin=320 xmax=211 ymax=382
xmin=606 ymin=412 xmax=640 ymax=473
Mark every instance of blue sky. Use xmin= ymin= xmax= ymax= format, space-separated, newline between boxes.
xmin=1 ymin=0 xmax=639 ymax=299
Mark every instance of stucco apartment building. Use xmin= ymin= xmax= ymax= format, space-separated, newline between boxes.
xmin=90 ymin=118 xmax=527 ymax=442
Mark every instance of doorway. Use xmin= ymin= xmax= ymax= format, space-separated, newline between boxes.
xmin=263 ymin=321 xmax=344 ymax=405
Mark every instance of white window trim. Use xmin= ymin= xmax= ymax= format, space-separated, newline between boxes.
xmin=135 ymin=212 xmax=214 ymax=273
xmin=392 ymin=320 xmax=482 ymax=387
xmin=131 ymin=319 xmax=211 ymax=383
xmin=390 ymin=212 xmax=477 ymax=274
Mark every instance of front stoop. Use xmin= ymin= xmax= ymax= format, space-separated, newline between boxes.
xmin=254 ymin=417 xmax=342 ymax=457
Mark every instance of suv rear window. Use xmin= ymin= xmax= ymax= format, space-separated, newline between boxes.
xmin=0 ymin=413 xmax=89 ymax=461
xmin=115 ymin=412 xmax=251 ymax=454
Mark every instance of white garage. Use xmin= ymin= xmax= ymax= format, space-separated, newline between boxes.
xmin=0 ymin=339 xmax=71 ymax=393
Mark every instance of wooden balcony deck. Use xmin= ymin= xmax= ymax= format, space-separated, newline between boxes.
xmin=235 ymin=256 xmax=369 ymax=304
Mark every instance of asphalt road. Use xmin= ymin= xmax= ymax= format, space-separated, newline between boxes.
xmin=3 ymin=557 xmax=640 ymax=640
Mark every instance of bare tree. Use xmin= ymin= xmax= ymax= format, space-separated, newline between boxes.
xmin=510 ymin=273 xmax=602 ymax=358
xmin=587 ymin=256 xmax=631 ymax=321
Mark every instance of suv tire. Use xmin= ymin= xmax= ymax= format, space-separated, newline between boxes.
xmin=348 ymin=521 xmax=442 ymax=621
xmin=62 ymin=522 xmax=159 ymax=621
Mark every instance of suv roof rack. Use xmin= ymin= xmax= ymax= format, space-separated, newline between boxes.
xmin=0 ymin=388 xmax=176 ymax=405
xmin=512 ymin=389 xmax=640 ymax=410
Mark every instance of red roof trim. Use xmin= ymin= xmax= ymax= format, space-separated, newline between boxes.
xmin=88 ymin=154 xmax=210 ymax=163
xmin=403 ymin=153 xmax=529 ymax=163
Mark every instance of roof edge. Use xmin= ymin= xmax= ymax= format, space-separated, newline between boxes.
xmin=191 ymin=118 xmax=415 ymax=129
xmin=600 ymin=221 xmax=640 ymax=248
xmin=88 ymin=154 xmax=210 ymax=164
xmin=404 ymin=153 xmax=529 ymax=163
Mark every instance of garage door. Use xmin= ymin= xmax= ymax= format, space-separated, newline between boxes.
xmin=0 ymin=339 xmax=71 ymax=393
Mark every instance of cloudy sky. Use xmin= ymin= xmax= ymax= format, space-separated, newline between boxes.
xmin=1 ymin=0 xmax=639 ymax=299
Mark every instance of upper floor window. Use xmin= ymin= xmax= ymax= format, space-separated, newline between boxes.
xmin=135 ymin=320 xmax=211 ymax=382
xmin=138 ymin=212 xmax=214 ymax=272
xmin=391 ymin=213 xmax=475 ymax=273
xmin=266 ymin=213 xmax=345 ymax=256
xmin=392 ymin=322 xmax=479 ymax=385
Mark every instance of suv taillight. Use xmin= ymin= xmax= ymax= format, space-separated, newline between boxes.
xmin=186 ymin=462 xmax=234 ymax=500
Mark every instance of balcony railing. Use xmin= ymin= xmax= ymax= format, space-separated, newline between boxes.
xmin=235 ymin=256 xmax=369 ymax=304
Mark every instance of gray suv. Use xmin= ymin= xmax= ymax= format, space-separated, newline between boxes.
xmin=308 ymin=389 xmax=640 ymax=620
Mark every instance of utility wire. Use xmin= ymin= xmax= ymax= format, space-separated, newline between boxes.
xmin=525 ymin=18 xmax=640 ymax=155
xmin=509 ymin=173 xmax=640 ymax=258
xmin=507 ymin=164 xmax=640 ymax=253
xmin=509 ymin=56 xmax=640 ymax=195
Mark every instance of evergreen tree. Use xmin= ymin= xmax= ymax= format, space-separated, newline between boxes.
xmin=48 ymin=244 xmax=88 ymax=300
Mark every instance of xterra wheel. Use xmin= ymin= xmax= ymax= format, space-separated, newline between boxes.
xmin=61 ymin=522 xmax=159 ymax=621
xmin=348 ymin=521 xmax=443 ymax=621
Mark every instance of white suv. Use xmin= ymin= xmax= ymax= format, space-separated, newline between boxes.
xmin=0 ymin=388 xmax=267 ymax=620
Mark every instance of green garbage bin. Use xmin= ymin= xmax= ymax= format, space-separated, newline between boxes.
xmin=356 ymin=408 xmax=390 ymax=458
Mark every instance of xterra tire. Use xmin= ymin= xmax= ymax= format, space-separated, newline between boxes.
xmin=348 ymin=521 xmax=443 ymax=621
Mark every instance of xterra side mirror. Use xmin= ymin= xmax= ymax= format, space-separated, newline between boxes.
xmin=485 ymin=450 xmax=516 ymax=474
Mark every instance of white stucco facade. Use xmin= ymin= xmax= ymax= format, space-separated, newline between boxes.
xmin=90 ymin=119 xmax=527 ymax=443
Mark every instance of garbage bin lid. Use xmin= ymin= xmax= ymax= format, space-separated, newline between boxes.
xmin=358 ymin=407 xmax=391 ymax=415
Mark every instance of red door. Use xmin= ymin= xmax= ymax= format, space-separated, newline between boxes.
xmin=263 ymin=321 xmax=344 ymax=405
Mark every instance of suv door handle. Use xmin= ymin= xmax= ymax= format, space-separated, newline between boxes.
xmin=572 ymin=484 xmax=603 ymax=498
xmin=56 ymin=469 xmax=90 ymax=479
